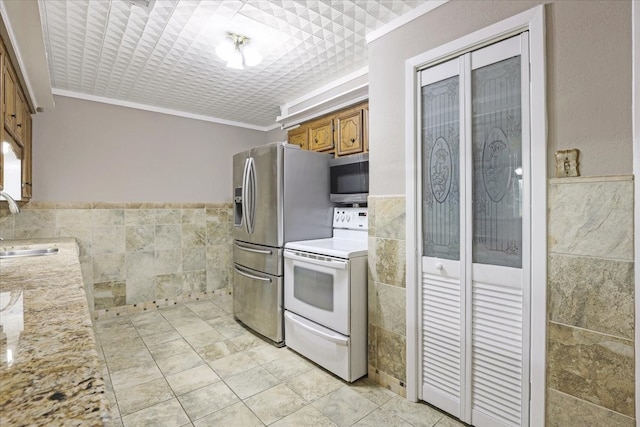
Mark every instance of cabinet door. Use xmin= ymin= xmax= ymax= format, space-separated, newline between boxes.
xmin=287 ymin=125 xmax=308 ymax=150
xmin=21 ymin=111 xmax=32 ymax=199
xmin=308 ymin=117 xmax=334 ymax=152
xmin=3 ymin=63 xmax=16 ymax=133
xmin=0 ymin=41 xmax=4 ymax=190
xmin=14 ymin=89 xmax=25 ymax=145
xmin=363 ymin=105 xmax=369 ymax=153
xmin=336 ymin=106 xmax=364 ymax=156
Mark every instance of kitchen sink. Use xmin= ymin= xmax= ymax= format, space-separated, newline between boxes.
xmin=0 ymin=247 xmax=59 ymax=259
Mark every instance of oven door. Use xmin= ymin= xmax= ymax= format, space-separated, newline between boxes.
xmin=284 ymin=249 xmax=350 ymax=335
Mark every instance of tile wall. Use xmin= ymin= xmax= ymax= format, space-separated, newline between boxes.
xmin=546 ymin=176 xmax=635 ymax=426
xmin=0 ymin=202 xmax=233 ymax=318
xmin=367 ymin=196 xmax=408 ymax=396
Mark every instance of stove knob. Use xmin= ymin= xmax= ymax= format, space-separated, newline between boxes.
xmin=346 ymin=215 xmax=351 ymax=222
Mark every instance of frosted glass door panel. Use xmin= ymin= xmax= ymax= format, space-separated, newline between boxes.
xmin=471 ymin=56 xmax=522 ymax=268
xmin=422 ymin=76 xmax=460 ymax=260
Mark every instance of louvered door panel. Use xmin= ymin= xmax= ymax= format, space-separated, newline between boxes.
xmin=422 ymin=273 xmax=462 ymax=417
xmin=471 ymin=267 xmax=523 ymax=427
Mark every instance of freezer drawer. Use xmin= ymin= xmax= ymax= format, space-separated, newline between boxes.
xmin=233 ymin=264 xmax=284 ymax=345
xmin=233 ymin=240 xmax=283 ymax=276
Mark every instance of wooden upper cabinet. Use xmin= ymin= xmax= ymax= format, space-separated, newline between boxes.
xmin=14 ymin=89 xmax=26 ymax=144
xmin=0 ymin=42 xmax=4 ymax=191
xmin=286 ymin=101 xmax=369 ymax=157
xmin=287 ymin=125 xmax=308 ymax=150
xmin=308 ymin=117 xmax=334 ymax=152
xmin=3 ymin=62 xmax=16 ymax=134
xmin=21 ymin=112 xmax=32 ymax=199
xmin=336 ymin=104 xmax=365 ymax=156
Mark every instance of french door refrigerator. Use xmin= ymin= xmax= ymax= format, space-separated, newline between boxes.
xmin=232 ymin=142 xmax=333 ymax=346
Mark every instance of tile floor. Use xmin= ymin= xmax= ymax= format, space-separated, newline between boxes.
xmin=94 ymin=295 xmax=465 ymax=427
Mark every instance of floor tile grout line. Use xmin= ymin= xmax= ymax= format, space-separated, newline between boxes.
xmin=97 ymin=298 xmax=459 ymax=427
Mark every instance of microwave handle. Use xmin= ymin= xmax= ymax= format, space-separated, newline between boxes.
xmin=284 ymin=250 xmax=348 ymax=270
xmin=285 ymin=312 xmax=348 ymax=346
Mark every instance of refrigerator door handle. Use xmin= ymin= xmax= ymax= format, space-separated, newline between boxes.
xmin=234 ymin=242 xmax=273 ymax=255
xmin=242 ymin=158 xmax=251 ymax=234
xmin=234 ymin=266 xmax=272 ymax=283
xmin=247 ymin=157 xmax=256 ymax=234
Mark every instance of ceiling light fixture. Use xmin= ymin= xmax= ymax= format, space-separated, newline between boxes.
xmin=215 ymin=33 xmax=262 ymax=70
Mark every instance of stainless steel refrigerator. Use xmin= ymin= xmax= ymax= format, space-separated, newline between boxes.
xmin=232 ymin=142 xmax=333 ymax=346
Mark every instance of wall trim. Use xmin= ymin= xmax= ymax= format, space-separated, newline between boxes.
xmin=404 ymin=5 xmax=546 ymax=426
xmin=276 ymin=67 xmax=369 ymax=129
xmin=366 ymin=0 xmax=449 ymax=44
xmin=51 ymin=89 xmax=278 ymax=132
xmin=633 ymin=1 xmax=639 ymax=423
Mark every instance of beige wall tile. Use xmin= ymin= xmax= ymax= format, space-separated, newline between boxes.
xmin=155 ymin=209 xmax=181 ymax=224
xmin=14 ymin=209 xmax=56 ymax=230
xmin=372 ymin=282 xmax=406 ymax=335
xmin=93 ymin=253 xmax=126 ymax=283
xmin=183 ymin=270 xmax=207 ymax=293
xmin=206 ymin=222 xmax=228 ymax=245
xmin=374 ymin=237 xmax=406 ymax=288
xmin=546 ymin=388 xmax=634 ymax=427
xmin=156 ymin=273 xmax=183 ymax=299
xmin=126 ymin=277 xmax=156 ymax=305
xmin=93 ymin=226 xmax=125 ymax=254
xmin=548 ymin=254 xmax=634 ymax=339
xmin=182 ymin=209 xmax=206 ymax=225
xmin=125 ymin=209 xmax=155 ymax=226
xmin=126 ymin=251 xmax=155 ymax=279
xmin=126 ymin=225 xmax=155 ymax=252
xmin=207 ymin=268 xmax=229 ymax=292
xmin=182 ymin=224 xmax=206 ymax=248
xmin=92 ymin=209 xmax=125 ymax=227
xmin=155 ymin=249 xmax=183 ymax=276
xmin=548 ymin=179 xmax=633 ymax=260
xmin=376 ymin=328 xmax=406 ymax=383
xmin=183 ymin=247 xmax=206 ymax=272
xmin=155 ymin=224 xmax=181 ymax=250
xmin=56 ymin=209 xmax=92 ymax=227
xmin=374 ymin=196 xmax=405 ymax=240
xmin=547 ymin=322 xmax=634 ymax=417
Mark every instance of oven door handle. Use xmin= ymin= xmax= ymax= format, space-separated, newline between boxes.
xmin=234 ymin=266 xmax=272 ymax=283
xmin=285 ymin=312 xmax=348 ymax=346
xmin=283 ymin=250 xmax=348 ymax=270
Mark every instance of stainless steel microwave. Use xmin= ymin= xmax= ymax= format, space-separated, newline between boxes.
xmin=329 ymin=153 xmax=369 ymax=204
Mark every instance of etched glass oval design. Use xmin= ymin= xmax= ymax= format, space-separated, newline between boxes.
xmin=481 ymin=127 xmax=511 ymax=202
xmin=429 ymin=137 xmax=452 ymax=203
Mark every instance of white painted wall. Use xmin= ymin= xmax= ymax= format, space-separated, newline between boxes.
xmin=31 ymin=95 xmax=267 ymax=203
xmin=368 ymin=0 xmax=632 ymax=195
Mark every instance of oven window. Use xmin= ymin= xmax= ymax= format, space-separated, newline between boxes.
xmin=293 ymin=266 xmax=333 ymax=311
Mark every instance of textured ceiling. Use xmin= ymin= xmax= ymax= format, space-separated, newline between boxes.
xmin=38 ymin=0 xmax=426 ymax=130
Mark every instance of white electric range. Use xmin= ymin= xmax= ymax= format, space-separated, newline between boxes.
xmin=283 ymin=207 xmax=368 ymax=382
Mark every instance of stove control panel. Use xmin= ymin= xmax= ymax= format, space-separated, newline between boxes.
xmin=333 ymin=207 xmax=368 ymax=230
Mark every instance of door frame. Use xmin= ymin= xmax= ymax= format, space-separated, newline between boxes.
xmin=633 ymin=1 xmax=639 ymax=423
xmin=405 ymin=6 xmax=546 ymax=426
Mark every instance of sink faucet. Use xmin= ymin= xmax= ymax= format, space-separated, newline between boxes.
xmin=0 ymin=189 xmax=20 ymax=214
xmin=0 ymin=187 xmax=20 ymax=241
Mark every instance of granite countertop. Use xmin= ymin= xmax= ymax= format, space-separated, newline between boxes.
xmin=0 ymin=238 xmax=111 ymax=426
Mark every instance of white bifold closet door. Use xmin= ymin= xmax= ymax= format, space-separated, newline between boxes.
xmin=419 ymin=33 xmax=530 ymax=427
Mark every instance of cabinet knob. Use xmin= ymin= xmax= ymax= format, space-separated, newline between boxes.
xmin=435 ymin=262 xmax=444 ymax=271
xmin=349 ymin=138 xmax=355 ymax=144
xmin=16 ymin=123 xmax=21 ymax=128
xmin=10 ymin=114 xmax=16 ymax=118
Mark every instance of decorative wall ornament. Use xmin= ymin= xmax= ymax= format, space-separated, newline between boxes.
xmin=555 ymin=149 xmax=580 ymax=178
